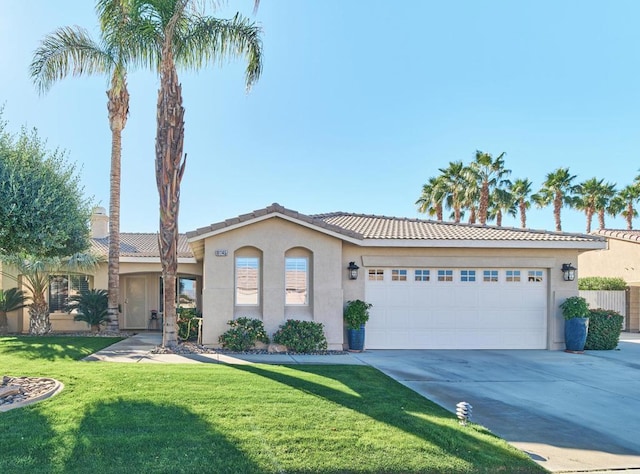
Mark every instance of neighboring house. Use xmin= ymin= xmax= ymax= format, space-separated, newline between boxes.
xmin=578 ymin=229 xmax=640 ymax=332
xmin=4 ymin=204 xmax=606 ymax=350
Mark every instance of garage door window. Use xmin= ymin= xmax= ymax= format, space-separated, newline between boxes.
xmin=460 ymin=270 xmax=476 ymax=282
xmin=437 ymin=270 xmax=453 ymax=282
xmin=415 ymin=269 xmax=430 ymax=281
xmin=528 ymin=270 xmax=543 ymax=282
xmin=392 ymin=269 xmax=407 ymax=281
xmin=483 ymin=270 xmax=499 ymax=282
xmin=506 ymin=270 xmax=521 ymax=282
xmin=368 ymin=269 xmax=384 ymax=281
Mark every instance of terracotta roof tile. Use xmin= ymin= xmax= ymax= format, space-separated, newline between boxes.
xmin=91 ymin=233 xmax=193 ymax=258
xmin=591 ymin=229 xmax=640 ymax=242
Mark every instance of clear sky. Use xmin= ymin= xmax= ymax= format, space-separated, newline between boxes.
xmin=1 ymin=1 xmax=639 ymax=234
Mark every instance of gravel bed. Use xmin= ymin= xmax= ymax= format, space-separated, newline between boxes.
xmin=152 ymin=341 xmax=347 ymax=356
xmin=0 ymin=376 xmax=61 ymax=411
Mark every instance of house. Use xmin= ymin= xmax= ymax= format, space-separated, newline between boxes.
xmin=578 ymin=229 xmax=640 ymax=332
xmin=4 ymin=204 xmax=606 ymax=350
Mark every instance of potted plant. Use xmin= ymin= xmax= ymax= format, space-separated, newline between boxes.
xmin=344 ymin=299 xmax=372 ymax=351
xmin=560 ymin=296 xmax=590 ymax=353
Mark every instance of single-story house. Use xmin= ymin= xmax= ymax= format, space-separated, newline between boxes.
xmin=578 ymin=229 xmax=640 ymax=332
xmin=4 ymin=204 xmax=606 ymax=350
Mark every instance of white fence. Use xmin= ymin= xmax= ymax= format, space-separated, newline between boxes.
xmin=579 ymin=290 xmax=627 ymax=328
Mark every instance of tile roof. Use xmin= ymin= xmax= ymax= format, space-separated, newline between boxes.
xmin=591 ymin=229 xmax=640 ymax=243
xmin=312 ymin=212 xmax=604 ymax=242
xmin=91 ymin=233 xmax=194 ymax=258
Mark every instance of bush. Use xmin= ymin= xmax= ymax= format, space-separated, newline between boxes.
xmin=66 ymin=288 xmax=109 ymax=332
xmin=585 ymin=309 xmax=624 ymax=350
xmin=272 ymin=319 xmax=328 ymax=353
xmin=343 ymin=299 xmax=373 ymax=329
xmin=578 ymin=277 xmax=627 ymax=290
xmin=218 ymin=317 xmax=269 ymax=351
xmin=177 ymin=307 xmax=200 ymax=341
xmin=559 ymin=296 xmax=589 ymax=320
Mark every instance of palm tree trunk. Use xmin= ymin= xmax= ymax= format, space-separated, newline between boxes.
xmin=627 ymin=202 xmax=634 ymax=230
xmin=597 ymin=209 xmax=605 ymax=230
xmin=585 ymin=209 xmax=593 ymax=233
xmin=553 ymin=193 xmax=563 ymax=232
xmin=519 ymin=200 xmax=527 ymax=228
xmin=479 ymin=182 xmax=489 ymax=225
xmin=29 ymin=296 xmax=51 ymax=335
xmin=436 ymin=203 xmax=443 ymax=221
xmin=106 ymin=79 xmax=129 ymax=332
xmin=0 ymin=311 xmax=7 ymax=335
xmin=496 ymin=209 xmax=503 ymax=227
xmin=156 ymin=35 xmax=186 ymax=349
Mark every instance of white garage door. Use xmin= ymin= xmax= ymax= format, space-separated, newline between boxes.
xmin=364 ymin=267 xmax=547 ymax=349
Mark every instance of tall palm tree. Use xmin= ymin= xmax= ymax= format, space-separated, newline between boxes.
xmin=533 ymin=168 xmax=577 ymax=232
xmin=575 ymin=177 xmax=605 ymax=233
xmin=469 ymin=150 xmax=510 ymax=225
xmin=30 ymin=0 xmax=134 ymax=332
xmin=488 ymin=187 xmax=515 ymax=227
xmin=416 ymin=176 xmax=445 ymax=220
xmin=612 ymin=183 xmax=640 ymax=230
xmin=0 ymin=288 xmax=28 ymax=335
xmin=127 ymin=0 xmax=262 ymax=347
xmin=509 ymin=178 xmax=532 ymax=228
xmin=594 ymin=181 xmax=617 ymax=230
xmin=439 ymin=161 xmax=472 ymax=223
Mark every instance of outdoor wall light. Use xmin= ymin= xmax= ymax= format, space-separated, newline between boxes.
xmin=561 ymin=263 xmax=577 ymax=282
xmin=347 ymin=261 xmax=360 ymax=280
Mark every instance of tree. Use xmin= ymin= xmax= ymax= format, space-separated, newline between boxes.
xmin=469 ymin=150 xmax=510 ymax=225
xmin=0 ymin=114 xmax=91 ymax=257
xmin=127 ymin=0 xmax=262 ymax=347
xmin=416 ymin=176 xmax=445 ymax=220
xmin=0 ymin=253 xmax=101 ymax=335
xmin=595 ymin=181 xmax=616 ymax=230
xmin=439 ymin=161 xmax=472 ymax=224
xmin=0 ymin=288 xmax=28 ymax=335
xmin=66 ymin=288 xmax=109 ymax=333
xmin=488 ymin=187 xmax=515 ymax=227
xmin=31 ymin=0 xmax=134 ymax=332
xmin=533 ymin=168 xmax=576 ymax=232
xmin=509 ymin=178 xmax=533 ymax=228
xmin=612 ymin=182 xmax=640 ymax=230
xmin=575 ymin=177 xmax=605 ymax=233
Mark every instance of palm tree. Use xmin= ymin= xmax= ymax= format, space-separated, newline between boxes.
xmin=0 ymin=288 xmax=28 ymax=335
xmin=575 ymin=177 xmax=605 ymax=233
xmin=488 ymin=188 xmax=516 ymax=227
xmin=533 ymin=168 xmax=577 ymax=232
xmin=127 ymin=0 xmax=262 ymax=347
xmin=416 ymin=177 xmax=445 ymax=220
xmin=66 ymin=288 xmax=109 ymax=333
xmin=469 ymin=150 xmax=510 ymax=225
xmin=30 ymin=0 xmax=134 ymax=332
xmin=611 ymin=183 xmax=640 ymax=230
xmin=0 ymin=254 xmax=101 ymax=335
xmin=595 ymin=181 xmax=617 ymax=230
xmin=439 ymin=161 xmax=472 ymax=223
xmin=509 ymin=178 xmax=533 ymax=228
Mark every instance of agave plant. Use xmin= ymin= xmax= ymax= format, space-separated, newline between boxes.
xmin=0 ymin=288 xmax=28 ymax=335
xmin=66 ymin=289 xmax=109 ymax=333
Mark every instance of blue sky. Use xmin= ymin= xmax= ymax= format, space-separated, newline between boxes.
xmin=1 ymin=1 xmax=639 ymax=234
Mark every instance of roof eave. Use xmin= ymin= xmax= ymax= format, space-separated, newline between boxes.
xmin=358 ymin=239 xmax=607 ymax=249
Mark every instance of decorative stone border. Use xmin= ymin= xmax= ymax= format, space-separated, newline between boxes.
xmin=0 ymin=376 xmax=64 ymax=412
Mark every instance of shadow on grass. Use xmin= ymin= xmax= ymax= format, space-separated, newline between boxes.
xmin=0 ymin=406 xmax=56 ymax=473
xmin=0 ymin=336 xmax=122 ymax=361
xmin=234 ymin=364 xmax=544 ymax=473
xmin=62 ymin=400 xmax=261 ymax=474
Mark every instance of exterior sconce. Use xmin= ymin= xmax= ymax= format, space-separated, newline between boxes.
xmin=347 ymin=261 xmax=359 ymax=280
xmin=561 ymin=263 xmax=577 ymax=282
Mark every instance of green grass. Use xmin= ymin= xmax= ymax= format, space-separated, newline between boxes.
xmin=0 ymin=336 xmax=546 ymax=473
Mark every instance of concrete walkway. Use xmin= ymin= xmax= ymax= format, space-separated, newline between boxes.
xmin=86 ymin=332 xmax=640 ymax=473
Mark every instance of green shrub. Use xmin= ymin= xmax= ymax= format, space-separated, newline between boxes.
xmin=177 ymin=307 xmax=200 ymax=341
xmin=585 ymin=309 xmax=624 ymax=350
xmin=272 ymin=319 xmax=328 ymax=353
xmin=559 ymin=296 xmax=589 ymax=320
xmin=218 ymin=317 xmax=269 ymax=351
xmin=578 ymin=277 xmax=627 ymax=290
xmin=343 ymin=299 xmax=373 ymax=329
xmin=66 ymin=289 xmax=109 ymax=332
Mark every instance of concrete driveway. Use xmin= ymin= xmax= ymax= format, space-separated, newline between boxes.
xmin=353 ymin=335 xmax=640 ymax=473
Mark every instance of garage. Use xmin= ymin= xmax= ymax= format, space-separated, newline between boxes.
xmin=364 ymin=266 xmax=548 ymax=349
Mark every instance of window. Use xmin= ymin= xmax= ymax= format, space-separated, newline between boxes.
xmin=415 ymin=269 xmax=430 ymax=282
xmin=368 ymin=269 xmax=384 ymax=281
xmin=49 ymin=275 xmax=90 ymax=312
xmin=285 ymin=257 xmax=308 ymax=305
xmin=528 ymin=270 xmax=543 ymax=282
xmin=437 ymin=270 xmax=453 ymax=282
xmin=483 ymin=270 xmax=499 ymax=282
xmin=236 ymin=257 xmax=259 ymax=305
xmin=506 ymin=270 xmax=521 ymax=282
xmin=460 ymin=270 xmax=476 ymax=282
xmin=392 ymin=269 xmax=407 ymax=281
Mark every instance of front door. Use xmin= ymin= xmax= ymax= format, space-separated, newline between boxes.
xmin=124 ymin=276 xmax=147 ymax=329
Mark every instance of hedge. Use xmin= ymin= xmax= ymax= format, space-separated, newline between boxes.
xmin=578 ymin=277 xmax=627 ymax=291
xmin=584 ymin=309 xmax=624 ymax=350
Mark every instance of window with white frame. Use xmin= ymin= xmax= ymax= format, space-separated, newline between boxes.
xmin=527 ymin=270 xmax=543 ymax=282
xmin=368 ymin=269 xmax=384 ymax=281
xmin=483 ymin=270 xmax=499 ymax=282
xmin=49 ymin=275 xmax=90 ymax=312
xmin=236 ymin=257 xmax=259 ymax=305
xmin=437 ymin=269 xmax=453 ymax=282
xmin=285 ymin=257 xmax=308 ymax=305
xmin=506 ymin=270 xmax=521 ymax=282
xmin=460 ymin=270 xmax=476 ymax=282
xmin=415 ymin=269 xmax=430 ymax=282
xmin=392 ymin=269 xmax=408 ymax=281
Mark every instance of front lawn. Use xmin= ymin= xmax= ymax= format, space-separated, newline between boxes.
xmin=0 ymin=336 xmax=546 ymax=473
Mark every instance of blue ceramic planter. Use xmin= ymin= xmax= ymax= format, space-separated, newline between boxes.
xmin=564 ymin=317 xmax=589 ymax=352
xmin=347 ymin=325 xmax=366 ymax=351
